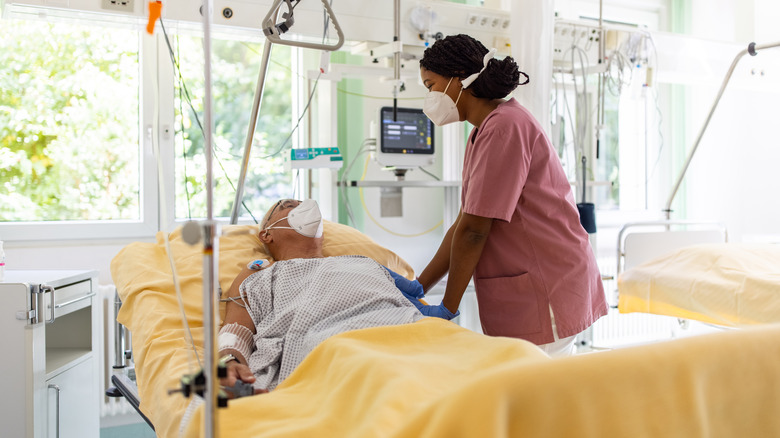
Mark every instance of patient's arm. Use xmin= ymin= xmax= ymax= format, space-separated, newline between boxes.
xmin=224 ymin=266 xmax=259 ymax=334
xmin=219 ymin=266 xmax=260 ymax=364
xmin=219 ymin=266 xmax=264 ymax=391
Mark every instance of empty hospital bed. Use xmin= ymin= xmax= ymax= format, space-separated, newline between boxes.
xmin=616 ymin=220 xmax=780 ymax=327
xmin=109 ymin=219 xmax=780 ymax=438
xmin=614 ymin=40 xmax=780 ymax=329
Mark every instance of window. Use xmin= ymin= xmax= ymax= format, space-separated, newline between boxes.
xmin=0 ymin=19 xmax=141 ymax=222
xmin=0 ymin=15 xmax=296 ymax=241
xmin=168 ymin=32 xmax=293 ymax=222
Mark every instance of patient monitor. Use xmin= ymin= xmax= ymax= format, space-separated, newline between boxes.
xmin=375 ymin=106 xmax=434 ymax=169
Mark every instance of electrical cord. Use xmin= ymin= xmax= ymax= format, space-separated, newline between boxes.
xmin=417 ymin=166 xmax=440 ymax=181
xmin=160 ymin=18 xmax=258 ymax=222
xmin=147 ymin=35 xmax=201 ymax=372
xmin=175 ymin=34 xmax=193 ymax=220
xmin=357 ymin=155 xmax=443 ymax=238
xmin=339 ymin=138 xmax=376 ymax=226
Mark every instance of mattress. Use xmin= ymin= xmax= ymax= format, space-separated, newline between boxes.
xmin=618 ymin=243 xmax=780 ymax=326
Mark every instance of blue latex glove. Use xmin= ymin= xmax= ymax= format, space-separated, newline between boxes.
xmin=418 ymin=302 xmax=460 ymax=320
xmin=396 ymin=288 xmax=459 ymax=321
xmin=383 ymin=267 xmax=425 ymax=299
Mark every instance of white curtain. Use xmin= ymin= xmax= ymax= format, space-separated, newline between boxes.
xmin=511 ymin=0 xmax=554 ymax=135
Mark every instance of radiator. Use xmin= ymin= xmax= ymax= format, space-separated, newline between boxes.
xmin=99 ymin=285 xmax=134 ymax=417
xmin=584 ymin=257 xmax=683 ymax=350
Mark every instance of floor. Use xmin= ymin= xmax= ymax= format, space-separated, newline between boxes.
xmin=101 ymin=422 xmax=156 ymax=438
xmin=100 ymin=413 xmax=156 ymax=438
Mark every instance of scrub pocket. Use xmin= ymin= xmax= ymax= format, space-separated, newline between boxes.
xmin=476 ymin=273 xmax=542 ymax=337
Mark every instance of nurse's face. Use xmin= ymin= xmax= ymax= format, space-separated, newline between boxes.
xmin=420 ymin=67 xmax=462 ymax=101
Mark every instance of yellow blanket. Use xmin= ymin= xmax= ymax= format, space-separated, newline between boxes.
xmin=619 ymin=243 xmax=780 ymax=326
xmin=183 ymin=318 xmax=548 ymax=437
xmin=183 ymin=322 xmax=780 ymax=438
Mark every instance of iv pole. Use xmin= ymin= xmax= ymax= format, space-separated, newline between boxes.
xmin=664 ymin=40 xmax=780 ymax=220
xmin=199 ymin=0 xmax=220 ymax=436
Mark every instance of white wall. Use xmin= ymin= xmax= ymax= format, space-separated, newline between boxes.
xmin=677 ymin=0 xmax=780 ymax=243
xmin=3 ymin=239 xmax=151 ymax=284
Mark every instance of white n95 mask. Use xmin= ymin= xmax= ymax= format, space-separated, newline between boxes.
xmin=263 ymin=199 xmax=324 ymax=238
xmin=422 ymin=77 xmax=463 ymax=126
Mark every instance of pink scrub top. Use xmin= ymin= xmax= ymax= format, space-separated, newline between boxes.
xmin=462 ymin=98 xmax=607 ymax=345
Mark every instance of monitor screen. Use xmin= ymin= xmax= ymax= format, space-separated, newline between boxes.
xmin=379 ymin=107 xmax=434 ymax=155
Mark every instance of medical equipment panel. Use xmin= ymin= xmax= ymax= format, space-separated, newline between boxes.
xmin=375 ymin=107 xmax=435 ymax=169
xmin=284 ymin=147 xmax=344 ymax=170
xmin=0 ymin=270 xmax=100 ymax=438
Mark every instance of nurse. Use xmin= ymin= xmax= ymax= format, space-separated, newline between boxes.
xmin=416 ymin=34 xmax=607 ymax=357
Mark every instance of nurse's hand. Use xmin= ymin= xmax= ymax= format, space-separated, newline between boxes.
xmin=384 ymin=267 xmax=425 ymax=299
xmin=418 ymin=303 xmax=460 ymax=321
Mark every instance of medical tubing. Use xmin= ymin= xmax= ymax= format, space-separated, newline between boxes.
xmin=340 ymin=139 xmax=375 ymax=227
xmin=218 ymin=322 xmax=255 ymax=364
xmin=260 ymin=71 xmax=322 ymax=160
xmin=148 ymin=32 xmax=201 ymax=371
xmin=560 ymin=45 xmax=589 ymax=156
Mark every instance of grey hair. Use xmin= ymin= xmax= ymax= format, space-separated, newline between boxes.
xmin=259 ymin=199 xmax=299 ymax=254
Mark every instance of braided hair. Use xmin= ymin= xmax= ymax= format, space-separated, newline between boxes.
xmin=419 ymin=34 xmax=528 ymax=99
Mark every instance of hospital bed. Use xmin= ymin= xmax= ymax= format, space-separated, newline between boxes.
xmin=615 ymin=40 xmax=780 ymax=328
xmin=110 ymin=220 xmax=780 ymax=438
xmin=616 ymin=220 xmax=780 ymax=327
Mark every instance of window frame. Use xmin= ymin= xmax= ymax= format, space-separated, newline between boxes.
xmin=0 ymin=25 xmax=159 ymax=242
xmin=0 ymin=21 xmax=296 ymax=242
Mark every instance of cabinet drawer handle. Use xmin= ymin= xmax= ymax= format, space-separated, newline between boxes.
xmin=41 ymin=285 xmax=56 ymax=324
xmin=54 ymin=292 xmax=96 ymax=309
xmin=48 ymin=384 xmax=61 ymax=438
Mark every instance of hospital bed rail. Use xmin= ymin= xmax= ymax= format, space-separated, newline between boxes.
xmin=617 ymin=220 xmax=728 ymax=276
xmin=105 ymin=295 xmax=154 ymax=431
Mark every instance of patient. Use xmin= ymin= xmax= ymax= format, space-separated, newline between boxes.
xmin=218 ymin=199 xmax=425 ymax=394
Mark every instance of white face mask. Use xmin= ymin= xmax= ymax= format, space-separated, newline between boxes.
xmin=263 ymin=199 xmax=323 ymax=238
xmin=422 ymin=77 xmax=463 ymax=126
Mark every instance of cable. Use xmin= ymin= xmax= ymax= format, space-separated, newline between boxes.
xmin=160 ymin=18 xmax=258 ymax=222
xmin=358 ymin=155 xmax=443 ymax=237
xmin=643 ymin=33 xmax=665 ymax=184
xmin=336 ymin=87 xmax=423 ymax=100
xmin=259 ymin=70 xmax=321 ymax=159
xmin=339 ymin=138 xmax=376 ymax=226
xmin=292 ymin=168 xmax=301 ymax=199
xmin=176 ymin=34 xmax=193 ymax=220
xmin=147 ymin=37 xmax=201 ymax=372
xmin=417 ymin=166 xmax=440 ymax=181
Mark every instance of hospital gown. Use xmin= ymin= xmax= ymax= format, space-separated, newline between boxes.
xmin=240 ymin=255 xmax=424 ymax=390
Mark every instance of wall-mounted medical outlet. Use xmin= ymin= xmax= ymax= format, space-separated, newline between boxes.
xmin=466 ymin=13 xmax=510 ymax=31
xmin=101 ymin=0 xmax=134 ymax=13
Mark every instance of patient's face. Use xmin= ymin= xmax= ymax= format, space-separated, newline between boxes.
xmin=261 ymin=199 xmax=301 ymax=236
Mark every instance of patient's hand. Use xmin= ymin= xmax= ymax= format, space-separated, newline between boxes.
xmin=221 ymin=361 xmax=268 ymax=398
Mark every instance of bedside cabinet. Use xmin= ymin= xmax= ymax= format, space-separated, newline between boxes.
xmin=0 ymin=270 xmax=100 ymax=438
